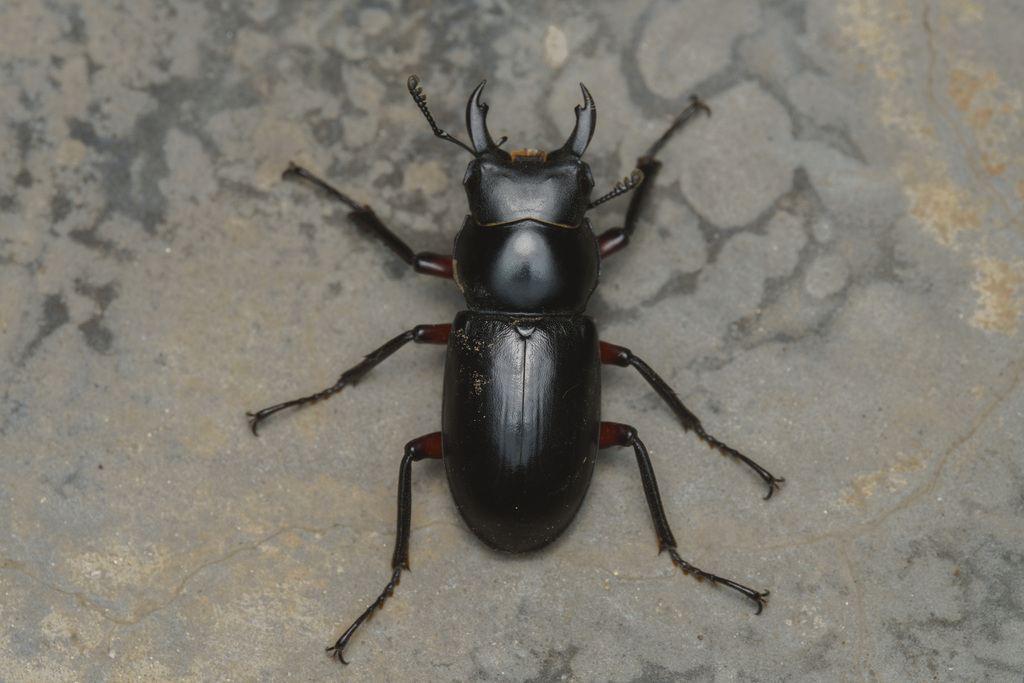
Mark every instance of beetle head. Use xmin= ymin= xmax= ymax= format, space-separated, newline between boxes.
xmin=462 ymin=81 xmax=597 ymax=228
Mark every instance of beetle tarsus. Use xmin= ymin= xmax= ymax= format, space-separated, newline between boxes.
xmin=600 ymin=422 xmax=775 ymax=613
xmin=245 ymin=410 xmax=265 ymax=436
xmin=599 ymin=343 xmax=785 ymax=498
xmin=693 ymin=429 xmax=787 ymax=500
xmin=283 ymin=163 xmax=455 ymax=279
xmin=283 ymin=162 xmax=365 ymax=212
xmin=327 ymin=434 xmax=440 ymax=663
xmin=763 ymin=475 xmax=786 ymax=500
xmin=666 ymin=548 xmax=771 ymax=615
xmin=752 ymin=590 xmax=770 ymax=615
xmin=642 ymin=95 xmax=711 ymax=162
xmin=247 ymin=327 xmax=450 ymax=435
xmin=327 ymin=567 xmax=403 ymax=665
xmin=595 ymin=94 xmax=710 ymax=255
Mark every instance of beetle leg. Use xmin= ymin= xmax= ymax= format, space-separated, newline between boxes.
xmin=600 ymin=341 xmax=784 ymax=499
xmin=328 ymin=432 xmax=443 ymax=664
xmin=247 ymin=324 xmax=450 ymax=435
xmin=283 ymin=163 xmax=454 ymax=278
xmin=596 ymin=96 xmax=710 ymax=259
xmin=599 ymin=422 xmax=770 ymax=614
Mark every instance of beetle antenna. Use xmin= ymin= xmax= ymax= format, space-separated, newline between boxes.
xmin=407 ymin=75 xmax=476 ymax=155
xmin=588 ymin=169 xmax=644 ymax=209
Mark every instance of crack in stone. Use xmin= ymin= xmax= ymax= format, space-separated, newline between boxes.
xmin=1 ymin=525 xmax=338 ymax=656
xmin=835 ymin=541 xmax=867 ymax=679
xmin=766 ymin=350 xmax=1024 ymax=555
xmin=80 ymin=517 xmax=461 ymax=646
xmin=758 ymin=347 xmax=1024 ymax=678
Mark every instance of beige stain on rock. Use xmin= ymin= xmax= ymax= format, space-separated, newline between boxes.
xmin=970 ymin=256 xmax=1024 ymax=335
xmin=947 ymin=65 xmax=1023 ymax=179
xmin=837 ymin=451 xmax=929 ymax=510
xmin=906 ymin=163 xmax=986 ymax=245
xmin=839 ymin=0 xmax=1024 ymax=335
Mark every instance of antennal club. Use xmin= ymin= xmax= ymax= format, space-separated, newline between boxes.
xmin=407 ymin=75 xmax=476 ymax=155
xmin=588 ymin=169 xmax=644 ymax=209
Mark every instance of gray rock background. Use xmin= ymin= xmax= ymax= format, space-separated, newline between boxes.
xmin=2 ymin=1 xmax=1023 ymax=681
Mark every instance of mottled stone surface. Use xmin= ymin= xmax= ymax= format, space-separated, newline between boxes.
xmin=2 ymin=1 xmax=1023 ymax=681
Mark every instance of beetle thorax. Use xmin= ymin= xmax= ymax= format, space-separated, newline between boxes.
xmin=462 ymin=153 xmax=595 ymax=228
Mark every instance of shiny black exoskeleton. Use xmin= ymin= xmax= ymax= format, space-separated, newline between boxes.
xmin=247 ymin=75 xmax=785 ymax=665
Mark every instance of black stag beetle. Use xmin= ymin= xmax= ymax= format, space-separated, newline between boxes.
xmin=248 ymin=75 xmax=785 ymax=664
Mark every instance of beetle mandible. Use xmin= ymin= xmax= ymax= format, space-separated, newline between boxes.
xmin=247 ymin=75 xmax=785 ymax=665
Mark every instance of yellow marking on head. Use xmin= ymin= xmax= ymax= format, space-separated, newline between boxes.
xmin=510 ymin=149 xmax=547 ymax=162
